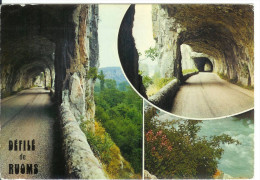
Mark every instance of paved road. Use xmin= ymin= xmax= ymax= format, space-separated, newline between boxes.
xmin=0 ymin=88 xmax=61 ymax=179
xmin=171 ymin=72 xmax=254 ymax=119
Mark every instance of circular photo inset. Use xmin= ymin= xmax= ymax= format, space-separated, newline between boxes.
xmin=118 ymin=4 xmax=254 ymax=120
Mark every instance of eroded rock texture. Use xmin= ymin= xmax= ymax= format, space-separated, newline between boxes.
xmin=1 ymin=4 xmax=99 ymax=122
xmin=152 ymin=4 xmax=254 ymax=86
xmin=118 ymin=5 xmax=148 ymax=98
xmin=1 ymin=5 xmax=105 ymax=178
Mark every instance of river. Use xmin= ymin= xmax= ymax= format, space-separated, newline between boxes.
xmin=155 ymin=109 xmax=254 ymax=178
xmin=198 ymin=111 xmax=254 ymax=178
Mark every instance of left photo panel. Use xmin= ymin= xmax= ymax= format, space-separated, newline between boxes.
xmin=0 ymin=4 xmax=143 ymax=179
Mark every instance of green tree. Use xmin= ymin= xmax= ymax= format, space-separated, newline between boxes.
xmin=98 ymin=70 xmax=105 ymax=91
xmin=118 ymin=81 xmax=129 ymax=91
xmin=94 ymin=79 xmax=142 ymax=174
xmin=152 ymin=71 xmax=161 ymax=81
xmin=142 ymin=75 xmax=153 ymax=88
xmin=88 ymin=67 xmax=98 ymax=79
xmin=145 ymin=47 xmax=159 ymax=61
xmin=105 ymin=79 xmax=117 ymax=89
xmin=145 ymin=107 xmax=240 ymax=179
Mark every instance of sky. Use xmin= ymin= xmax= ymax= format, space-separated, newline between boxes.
xmin=133 ymin=4 xmax=155 ymax=57
xmin=98 ymin=4 xmax=129 ymax=68
xmin=133 ymin=4 xmax=155 ymax=55
xmin=1 ymin=3 xmax=259 ymax=177
xmin=133 ymin=5 xmax=157 ymax=76
xmin=98 ymin=4 xmax=156 ymax=70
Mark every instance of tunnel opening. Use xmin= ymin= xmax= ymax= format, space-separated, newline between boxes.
xmin=118 ymin=4 xmax=254 ymax=107
xmin=193 ymin=57 xmax=213 ymax=72
xmin=33 ymin=72 xmax=45 ymax=87
xmin=1 ymin=4 xmax=100 ymax=127
xmin=1 ymin=4 xmax=101 ymax=178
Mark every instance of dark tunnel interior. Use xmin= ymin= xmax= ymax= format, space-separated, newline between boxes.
xmin=193 ymin=57 xmax=213 ymax=72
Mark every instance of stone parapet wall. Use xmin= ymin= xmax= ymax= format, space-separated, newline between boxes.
xmin=183 ymin=71 xmax=199 ymax=82
xmin=59 ymin=101 xmax=106 ymax=179
xmin=148 ymin=79 xmax=180 ymax=111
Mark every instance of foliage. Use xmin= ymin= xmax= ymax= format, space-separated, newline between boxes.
xmin=118 ymin=81 xmax=129 ymax=91
xmin=142 ymin=75 xmax=153 ymax=89
xmin=104 ymin=79 xmax=117 ymax=89
xmin=146 ymin=77 xmax=175 ymax=97
xmin=182 ymin=68 xmax=198 ymax=75
xmin=80 ymin=121 xmax=137 ymax=179
xmin=138 ymin=70 xmax=144 ymax=76
xmin=154 ymin=77 xmax=174 ymax=89
xmin=87 ymin=67 xmax=98 ymax=80
xmin=98 ymin=70 xmax=105 ymax=91
xmin=139 ymin=70 xmax=152 ymax=88
xmin=94 ymin=82 xmax=101 ymax=92
xmin=94 ymin=79 xmax=143 ymax=174
xmin=217 ymin=72 xmax=254 ymax=90
xmin=145 ymin=47 xmax=159 ymax=61
xmin=152 ymin=71 xmax=161 ymax=80
xmin=145 ymin=107 xmax=241 ymax=179
xmin=241 ymin=63 xmax=249 ymax=77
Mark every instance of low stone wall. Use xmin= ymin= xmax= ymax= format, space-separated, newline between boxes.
xmin=59 ymin=102 xmax=106 ymax=179
xmin=148 ymin=79 xmax=180 ymax=111
xmin=182 ymin=71 xmax=199 ymax=82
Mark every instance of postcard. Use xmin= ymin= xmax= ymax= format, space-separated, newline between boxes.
xmin=0 ymin=2 xmax=256 ymax=179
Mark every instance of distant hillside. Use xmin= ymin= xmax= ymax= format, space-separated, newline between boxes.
xmin=99 ymin=67 xmax=127 ymax=84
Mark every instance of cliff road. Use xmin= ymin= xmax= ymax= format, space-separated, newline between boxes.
xmin=118 ymin=5 xmax=254 ymax=119
xmin=171 ymin=72 xmax=254 ymax=119
xmin=0 ymin=88 xmax=64 ymax=178
xmin=1 ymin=5 xmax=106 ymax=179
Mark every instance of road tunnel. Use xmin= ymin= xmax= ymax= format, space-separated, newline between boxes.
xmin=118 ymin=4 xmax=253 ymax=99
xmin=1 ymin=4 xmax=99 ymax=123
xmin=118 ymin=4 xmax=254 ymax=118
xmin=1 ymin=4 xmax=103 ymax=179
xmin=153 ymin=4 xmax=254 ymax=87
xmin=193 ymin=57 xmax=213 ymax=72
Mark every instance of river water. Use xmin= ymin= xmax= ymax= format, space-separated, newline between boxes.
xmin=155 ymin=109 xmax=254 ymax=178
xmin=198 ymin=111 xmax=254 ymax=178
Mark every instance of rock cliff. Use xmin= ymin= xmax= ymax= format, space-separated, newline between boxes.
xmin=152 ymin=4 xmax=254 ymax=86
xmin=1 ymin=4 xmax=105 ymax=178
xmin=118 ymin=5 xmax=148 ymax=98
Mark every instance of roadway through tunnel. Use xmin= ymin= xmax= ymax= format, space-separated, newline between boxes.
xmin=0 ymin=88 xmax=65 ymax=179
xmin=0 ymin=4 xmax=106 ymax=179
xmin=171 ymin=72 xmax=254 ymax=119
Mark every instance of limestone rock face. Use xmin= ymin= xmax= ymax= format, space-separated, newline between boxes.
xmin=181 ymin=45 xmax=197 ymax=71
xmin=118 ymin=5 xmax=148 ymax=98
xmin=85 ymin=5 xmax=99 ymax=131
xmin=1 ymin=4 xmax=105 ymax=178
xmin=152 ymin=5 xmax=183 ymax=79
xmin=152 ymin=4 xmax=254 ymax=86
xmin=69 ymin=73 xmax=86 ymax=121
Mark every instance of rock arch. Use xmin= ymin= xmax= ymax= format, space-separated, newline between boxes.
xmin=1 ymin=4 xmax=106 ymax=178
xmin=193 ymin=57 xmax=213 ymax=72
xmin=152 ymin=4 xmax=254 ymax=86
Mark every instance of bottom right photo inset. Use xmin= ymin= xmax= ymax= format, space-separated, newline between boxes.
xmin=144 ymin=102 xmax=254 ymax=179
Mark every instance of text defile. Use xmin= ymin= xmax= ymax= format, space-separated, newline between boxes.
xmin=9 ymin=139 xmax=36 ymax=151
